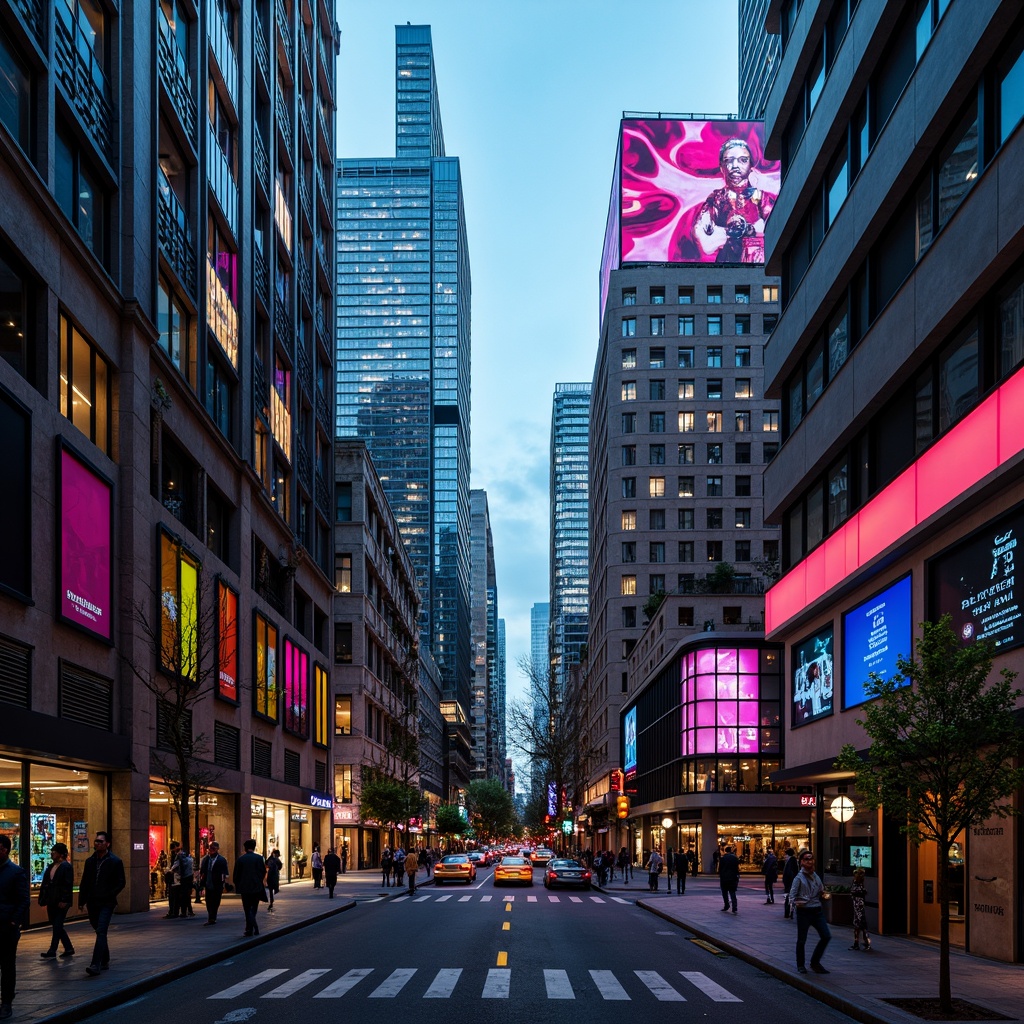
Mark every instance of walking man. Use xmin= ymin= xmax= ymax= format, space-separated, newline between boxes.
xmin=790 ymin=850 xmax=831 ymax=974
xmin=673 ymin=847 xmax=688 ymax=894
xmin=199 ymin=842 xmax=229 ymax=925
xmin=78 ymin=831 xmax=125 ymax=977
xmin=405 ymin=846 xmax=419 ymax=894
xmin=232 ymin=839 xmax=267 ymax=938
xmin=719 ymin=843 xmax=740 ymax=913
xmin=323 ymin=847 xmax=341 ymax=898
xmin=644 ymin=849 xmax=663 ymax=893
xmin=762 ymin=847 xmax=779 ymax=904
xmin=0 ymin=834 xmax=29 ymax=1019
xmin=164 ymin=841 xmax=181 ymax=918
xmin=782 ymin=847 xmax=800 ymax=918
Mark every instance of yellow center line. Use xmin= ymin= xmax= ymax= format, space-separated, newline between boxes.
xmin=504 ymin=903 xmax=512 ymax=911
xmin=496 ymin=951 xmax=508 ymax=966
xmin=502 ymin=921 xmax=510 ymax=931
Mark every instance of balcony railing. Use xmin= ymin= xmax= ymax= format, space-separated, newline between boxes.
xmin=299 ymin=174 xmax=312 ymax=226
xmin=675 ymin=575 xmax=766 ymax=596
xmin=274 ymin=297 xmax=292 ymax=347
xmin=296 ymin=435 xmax=311 ymax=482
xmin=208 ymin=124 xmax=239 ymax=236
xmin=206 ymin=257 xmax=239 ymax=368
xmin=253 ymin=352 xmax=269 ymax=410
xmin=157 ymin=168 xmax=196 ymax=291
xmin=254 ymin=129 xmax=269 ymax=193
xmin=276 ymin=83 xmax=293 ymax=146
xmin=157 ymin=7 xmax=196 ymax=145
xmin=276 ymin=0 xmax=293 ymax=67
xmin=315 ymin=305 xmax=328 ymax=346
xmin=207 ymin=0 xmax=238 ymax=107
xmin=296 ymin=341 xmax=313 ymax=397
xmin=315 ymin=470 xmax=331 ymax=514
xmin=274 ymin=176 xmax=292 ymax=253
xmin=297 ymin=253 xmax=312 ymax=311
xmin=254 ymin=7 xmax=270 ymax=86
xmin=270 ymin=386 xmax=292 ymax=462
xmin=316 ymin=102 xmax=332 ymax=156
xmin=255 ymin=246 xmax=269 ymax=306
xmin=54 ymin=0 xmax=113 ymax=157
xmin=316 ymin=166 xmax=331 ymax=216
xmin=13 ymin=0 xmax=45 ymax=48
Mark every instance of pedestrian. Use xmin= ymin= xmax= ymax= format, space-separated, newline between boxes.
xmin=199 ymin=842 xmax=229 ymax=925
xmin=265 ymin=849 xmax=282 ymax=912
xmin=164 ymin=841 xmax=181 ymax=918
xmin=789 ymin=850 xmax=831 ymax=974
xmin=310 ymin=844 xmax=323 ymax=889
xmin=323 ymin=847 xmax=341 ymax=898
xmin=38 ymin=842 xmax=75 ymax=957
xmin=644 ymin=849 xmax=663 ymax=893
xmin=78 ymin=830 xmax=125 ymax=977
xmin=782 ymin=847 xmax=800 ymax=919
xmin=850 ymin=868 xmax=872 ymax=951
xmin=233 ymin=839 xmax=267 ymax=937
xmin=380 ymin=847 xmax=393 ymax=887
xmin=712 ymin=843 xmax=722 ymax=874
xmin=673 ymin=847 xmax=688 ymax=894
xmin=393 ymin=846 xmax=406 ymax=886
xmin=0 ymin=834 xmax=30 ymax=1019
xmin=340 ymin=844 xmax=348 ymax=874
xmin=405 ymin=846 xmax=419 ymax=893
xmin=616 ymin=847 xmax=629 ymax=883
xmin=719 ymin=843 xmax=740 ymax=913
xmin=686 ymin=844 xmax=697 ymax=876
xmin=762 ymin=847 xmax=778 ymax=904
xmin=175 ymin=845 xmax=195 ymax=918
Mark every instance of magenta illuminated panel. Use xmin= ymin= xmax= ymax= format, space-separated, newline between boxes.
xmin=283 ymin=639 xmax=309 ymax=737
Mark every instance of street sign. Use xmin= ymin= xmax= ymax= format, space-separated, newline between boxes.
xmin=561 ymin=819 xmax=572 ymax=834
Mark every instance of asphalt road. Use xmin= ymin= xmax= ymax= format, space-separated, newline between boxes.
xmin=84 ymin=865 xmax=861 ymax=1023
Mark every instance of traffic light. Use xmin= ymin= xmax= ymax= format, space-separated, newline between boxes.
xmin=616 ymin=795 xmax=630 ymax=819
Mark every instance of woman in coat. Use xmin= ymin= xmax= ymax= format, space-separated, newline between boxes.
xmin=265 ymin=849 xmax=283 ymax=912
xmin=38 ymin=843 xmax=75 ymax=958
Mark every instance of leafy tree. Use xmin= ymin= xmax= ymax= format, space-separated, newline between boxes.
xmin=642 ymin=590 xmax=667 ymax=621
xmin=836 ymin=615 xmax=1024 ymax=1013
xmin=359 ymin=772 xmax=420 ymax=835
xmin=520 ymin=793 xmax=550 ymax=834
xmin=436 ymin=803 xmax=468 ymax=848
xmin=466 ymin=779 xmax=516 ymax=841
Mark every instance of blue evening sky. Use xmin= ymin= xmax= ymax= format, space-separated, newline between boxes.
xmin=337 ymin=0 xmax=740 ymax=733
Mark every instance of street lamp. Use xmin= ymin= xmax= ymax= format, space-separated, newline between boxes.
xmin=661 ymin=817 xmax=674 ymax=893
xmin=829 ymin=796 xmax=855 ymax=822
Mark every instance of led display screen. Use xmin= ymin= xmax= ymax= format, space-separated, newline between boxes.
xmin=217 ymin=580 xmax=238 ymax=702
xmin=792 ymin=625 xmax=834 ymax=727
xmin=623 ymin=706 xmax=637 ymax=773
xmin=620 ymin=119 xmax=779 ymax=265
xmin=929 ymin=505 xmax=1024 ymax=653
xmin=849 ymin=844 xmax=873 ymax=870
xmin=843 ymin=575 xmax=913 ymax=709
xmin=60 ymin=448 xmax=112 ymax=641
xmin=160 ymin=531 xmax=198 ymax=680
xmin=254 ymin=612 xmax=278 ymax=720
xmin=283 ymin=638 xmax=309 ymax=737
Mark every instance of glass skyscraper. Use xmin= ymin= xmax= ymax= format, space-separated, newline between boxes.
xmin=336 ymin=25 xmax=472 ymax=795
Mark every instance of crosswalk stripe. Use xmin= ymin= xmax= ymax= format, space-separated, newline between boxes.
xmin=527 ymin=895 xmax=537 ymax=902
xmin=262 ymin=969 xmax=332 ymax=998
xmin=547 ymin=894 xmax=560 ymax=902
xmin=424 ymin=968 xmax=462 ymax=998
xmin=392 ymin=895 xmax=410 ymax=902
xmin=544 ymin=970 xmax=574 ymax=999
xmin=414 ymin=895 xmax=431 ymax=902
xmin=635 ymin=971 xmax=686 ymax=1001
xmin=458 ymin=895 xmax=472 ymax=902
xmin=369 ymin=968 xmax=417 ymax=998
xmin=313 ymin=968 xmax=373 ymax=998
xmin=589 ymin=896 xmax=606 ymax=903
xmin=568 ymin=896 xmax=583 ymax=903
xmin=680 ymin=971 xmax=742 ymax=1002
xmin=435 ymin=894 xmax=453 ymax=902
xmin=590 ymin=970 xmax=630 ymax=1000
xmin=505 ymin=894 xmax=515 ymax=900
xmin=480 ymin=895 xmax=493 ymax=902
xmin=482 ymin=968 xmax=511 ymax=999
xmin=208 ymin=968 xmax=289 ymax=999
xmin=611 ymin=897 xmax=630 ymax=904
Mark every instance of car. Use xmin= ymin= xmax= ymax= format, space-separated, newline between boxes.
xmin=544 ymin=858 xmax=592 ymax=890
xmin=467 ymin=851 xmax=488 ymax=868
xmin=493 ymin=855 xmax=534 ymax=886
xmin=434 ymin=854 xmax=477 ymax=884
xmin=530 ymin=847 xmax=555 ymax=867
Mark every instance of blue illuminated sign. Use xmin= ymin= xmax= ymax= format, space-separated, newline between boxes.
xmin=623 ymin=707 xmax=637 ymax=773
xmin=842 ymin=575 xmax=912 ymax=709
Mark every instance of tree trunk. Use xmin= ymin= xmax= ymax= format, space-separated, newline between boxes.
xmin=938 ymin=839 xmax=952 ymax=1013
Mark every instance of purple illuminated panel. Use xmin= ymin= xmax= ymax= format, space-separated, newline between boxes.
xmin=620 ymin=120 xmax=780 ymax=265
xmin=59 ymin=448 xmax=113 ymax=641
xmin=283 ymin=638 xmax=309 ymax=737
xmin=681 ymin=647 xmax=779 ymax=758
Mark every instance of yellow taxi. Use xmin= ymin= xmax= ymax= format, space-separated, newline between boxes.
xmin=493 ymin=855 xmax=534 ymax=886
xmin=434 ymin=854 xmax=477 ymax=885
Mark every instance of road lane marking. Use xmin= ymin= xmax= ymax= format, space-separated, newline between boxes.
xmin=480 ymin=895 xmax=493 ymax=902
xmin=208 ymin=969 xmax=289 ymax=999
xmin=504 ymin=894 xmax=515 ymax=901
xmin=589 ymin=896 xmax=606 ymax=903
xmin=414 ymin=895 xmax=431 ymax=902
xmin=544 ymin=970 xmax=574 ymax=999
xmin=458 ymin=895 xmax=472 ymax=902
xmin=435 ymin=894 xmax=453 ymax=902
xmin=547 ymin=894 xmax=560 ymax=902
xmin=680 ymin=971 xmax=742 ymax=1001
xmin=527 ymin=895 xmax=537 ymax=902
xmin=262 ymin=969 xmax=331 ymax=997
xmin=369 ymin=968 xmax=417 ymax=998
xmin=392 ymin=895 xmax=409 ymax=902
xmin=504 ymin=904 xmax=512 ymax=912
xmin=590 ymin=970 xmax=630 ymax=1000
xmin=313 ymin=968 xmax=373 ymax=998
xmin=568 ymin=896 xmax=583 ymax=903
xmin=496 ymin=951 xmax=508 ymax=966
xmin=612 ymin=897 xmax=631 ymax=904
xmin=502 ymin=921 xmax=510 ymax=931
xmin=482 ymin=968 xmax=510 ymax=998
xmin=424 ymin=968 xmax=462 ymax=998
xmin=635 ymin=971 xmax=685 ymax=1001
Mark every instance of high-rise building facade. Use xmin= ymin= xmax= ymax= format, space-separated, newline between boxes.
xmin=336 ymin=25 xmax=472 ymax=801
xmin=470 ymin=488 xmax=498 ymax=779
xmin=529 ymin=601 xmax=550 ymax=800
xmin=0 ymin=0 xmax=337 ymax=916
xmin=550 ymin=383 xmax=592 ymax=698
xmin=738 ymin=0 xmax=781 ymax=118
xmin=762 ymin=0 xmax=1024 ymax=960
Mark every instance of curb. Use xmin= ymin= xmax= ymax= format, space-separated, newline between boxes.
xmin=33 ymin=898 xmax=357 ymax=1024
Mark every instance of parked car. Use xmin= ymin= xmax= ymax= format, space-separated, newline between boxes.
xmin=544 ymin=859 xmax=592 ymax=890
xmin=434 ymin=854 xmax=477 ymax=884
xmin=493 ymin=856 xmax=534 ymax=886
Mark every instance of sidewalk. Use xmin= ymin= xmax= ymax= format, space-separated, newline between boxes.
xmin=9 ymin=869 xmax=397 ymax=1024
xmin=598 ymin=873 xmax=1023 ymax=1024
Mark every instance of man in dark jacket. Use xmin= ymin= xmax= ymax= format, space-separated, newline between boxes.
xmin=323 ymin=848 xmax=341 ymax=898
xmin=199 ymin=842 xmax=229 ymax=925
xmin=718 ymin=844 xmax=741 ymax=913
xmin=78 ymin=831 xmax=126 ymax=977
xmin=232 ymin=839 xmax=267 ymax=937
xmin=762 ymin=848 xmax=779 ymax=903
xmin=672 ymin=848 xmax=689 ymax=894
xmin=0 ymin=834 xmax=30 ymax=1019
xmin=782 ymin=847 xmax=800 ymax=918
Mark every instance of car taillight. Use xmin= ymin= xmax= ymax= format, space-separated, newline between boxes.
xmin=583 ymin=871 xmax=591 ymax=879
xmin=548 ymin=871 xmax=556 ymax=878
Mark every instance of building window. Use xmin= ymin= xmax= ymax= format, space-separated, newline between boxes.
xmin=735 ymin=443 xmax=751 ymax=465
xmin=678 ymin=345 xmax=695 ymax=366
xmin=334 ymin=622 xmax=352 ymax=664
xmin=335 ymin=554 xmax=352 ymax=592
xmin=707 ymin=346 xmax=722 ymax=367
xmin=0 ymin=249 xmax=34 ymax=384
xmin=650 ymin=508 xmax=666 ymax=530
xmin=159 ymin=530 xmax=199 ymax=680
xmin=707 ymin=540 xmax=723 ymax=562
xmin=651 ymin=316 xmax=665 ymax=336
xmin=763 ymin=313 xmax=778 ymax=333
xmin=59 ymin=313 xmax=111 ymax=455
xmin=649 ymin=412 xmax=666 ymax=433
xmin=335 ymin=694 xmax=351 ymax=735
xmin=622 ymin=288 xmax=636 ymax=305
xmin=649 ymin=444 xmax=665 ymax=465
xmin=735 ymin=411 xmax=751 ymax=432
xmin=254 ymin=611 xmax=279 ymax=719
xmin=735 ymin=540 xmax=751 ymax=562
xmin=678 ymin=606 xmax=695 ymax=626
xmin=649 ymin=574 xmax=665 ymax=594
xmin=735 ymin=508 xmax=751 ymax=529
xmin=679 ymin=508 xmax=695 ymax=529
xmin=649 ymin=476 xmax=665 ymax=498
xmin=679 ymin=541 xmax=695 ymax=562
xmin=736 ymin=314 xmax=751 ymax=335
xmin=764 ymin=539 xmax=779 ymax=561
xmin=678 ymin=443 xmax=695 ymax=465
xmin=736 ymin=476 xmax=753 ymax=497
xmin=282 ymin=638 xmax=309 ymax=738
xmin=707 ymin=475 xmax=723 ymax=496
xmin=206 ymin=355 xmax=234 ymax=441
xmin=706 ymin=378 xmax=723 ymax=400
xmin=621 ymin=444 xmax=637 ymax=466
xmin=763 ymin=285 xmax=779 ymax=302
xmin=735 ymin=287 xmax=750 ymax=304
xmin=158 ymin=278 xmax=195 ymax=387
xmin=707 ymin=286 xmax=723 ymax=304
xmin=621 ymin=381 xmax=636 ymax=401
xmin=707 ymin=508 xmax=723 ymax=530
xmin=679 ymin=379 xmax=694 ymax=400
xmin=649 ymin=346 xmax=666 ymax=368
xmin=679 ymin=412 xmax=695 ymax=432
xmin=763 ymin=411 xmax=780 ymax=432
xmin=335 ymin=764 xmax=353 ymax=803
xmin=678 ymin=286 xmax=694 ymax=304
xmin=763 ymin=442 xmax=779 ymax=462
xmin=621 ymin=541 xmax=636 ymax=563
xmin=735 ymin=378 xmax=752 ymax=398
xmin=678 ymin=476 xmax=695 ymax=498
xmin=622 ymin=477 xmax=636 ymax=498
xmin=622 ymin=606 xmax=637 ymax=627
xmin=679 ymin=316 xmax=695 ymax=337
xmin=650 ymin=286 xmax=665 ymax=304
xmin=649 ymin=379 xmax=666 ymax=400
xmin=622 ymin=318 xmax=636 ymax=337
xmin=621 ymin=575 xmax=637 ymax=596
xmin=735 ymin=346 xmax=751 ymax=367
xmin=649 ymin=542 xmax=666 ymax=563
xmin=622 ymin=411 xmax=636 ymax=432
xmin=707 ymin=411 xmax=723 ymax=432
xmin=621 ymin=347 xmax=637 ymax=368
xmin=55 ymin=126 xmax=108 ymax=265
xmin=707 ymin=443 xmax=723 ymax=464
xmin=708 ymin=316 xmax=722 ymax=337
xmin=336 ymin=482 xmax=352 ymax=522
xmin=0 ymin=26 xmax=31 ymax=151
xmin=621 ymin=510 xmax=636 ymax=530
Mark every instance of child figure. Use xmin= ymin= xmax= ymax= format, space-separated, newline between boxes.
xmin=850 ymin=868 xmax=872 ymax=950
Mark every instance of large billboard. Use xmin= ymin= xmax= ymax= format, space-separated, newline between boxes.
xmin=929 ymin=505 xmax=1024 ymax=653
xmin=59 ymin=446 xmax=113 ymax=642
xmin=792 ymin=624 xmax=834 ymax=727
xmin=620 ymin=119 xmax=779 ymax=265
xmin=843 ymin=575 xmax=913 ymax=709
xmin=623 ymin=706 xmax=637 ymax=775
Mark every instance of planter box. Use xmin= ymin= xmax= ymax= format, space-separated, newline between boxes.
xmin=824 ymin=893 xmax=853 ymax=927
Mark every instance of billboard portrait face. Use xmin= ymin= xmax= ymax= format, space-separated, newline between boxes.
xmin=620 ymin=119 xmax=780 ymax=265
xmin=791 ymin=625 xmax=834 ymax=727
xmin=623 ymin=706 xmax=637 ymax=773
xmin=843 ymin=575 xmax=913 ymax=709
xmin=60 ymin=447 xmax=112 ymax=641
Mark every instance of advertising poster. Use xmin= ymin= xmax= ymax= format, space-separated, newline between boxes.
xmin=623 ymin=706 xmax=637 ymax=774
xmin=59 ymin=447 xmax=112 ymax=641
xmin=929 ymin=506 xmax=1024 ymax=653
xmin=30 ymin=812 xmax=57 ymax=885
xmin=792 ymin=625 xmax=834 ymax=727
xmin=843 ymin=575 xmax=913 ymax=708
xmin=218 ymin=580 xmax=238 ymax=701
xmin=620 ymin=119 xmax=780 ymax=265
xmin=73 ymin=821 xmax=90 ymax=854
xmin=284 ymin=639 xmax=309 ymax=737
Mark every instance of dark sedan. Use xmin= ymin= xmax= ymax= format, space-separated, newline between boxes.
xmin=543 ymin=858 xmax=592 ymax=890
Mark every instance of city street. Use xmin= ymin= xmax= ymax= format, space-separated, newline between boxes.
xmin=71 ymin=865 xmax=859 ymax=1022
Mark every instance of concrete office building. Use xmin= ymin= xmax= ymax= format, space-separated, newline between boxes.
xmin=470 ymin=488 xmax=502 ymax=780
xmin=739 ymin=0 xmax=781 ymax=118
xmin=761 ymin=0 xmax=1024 ymax=960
